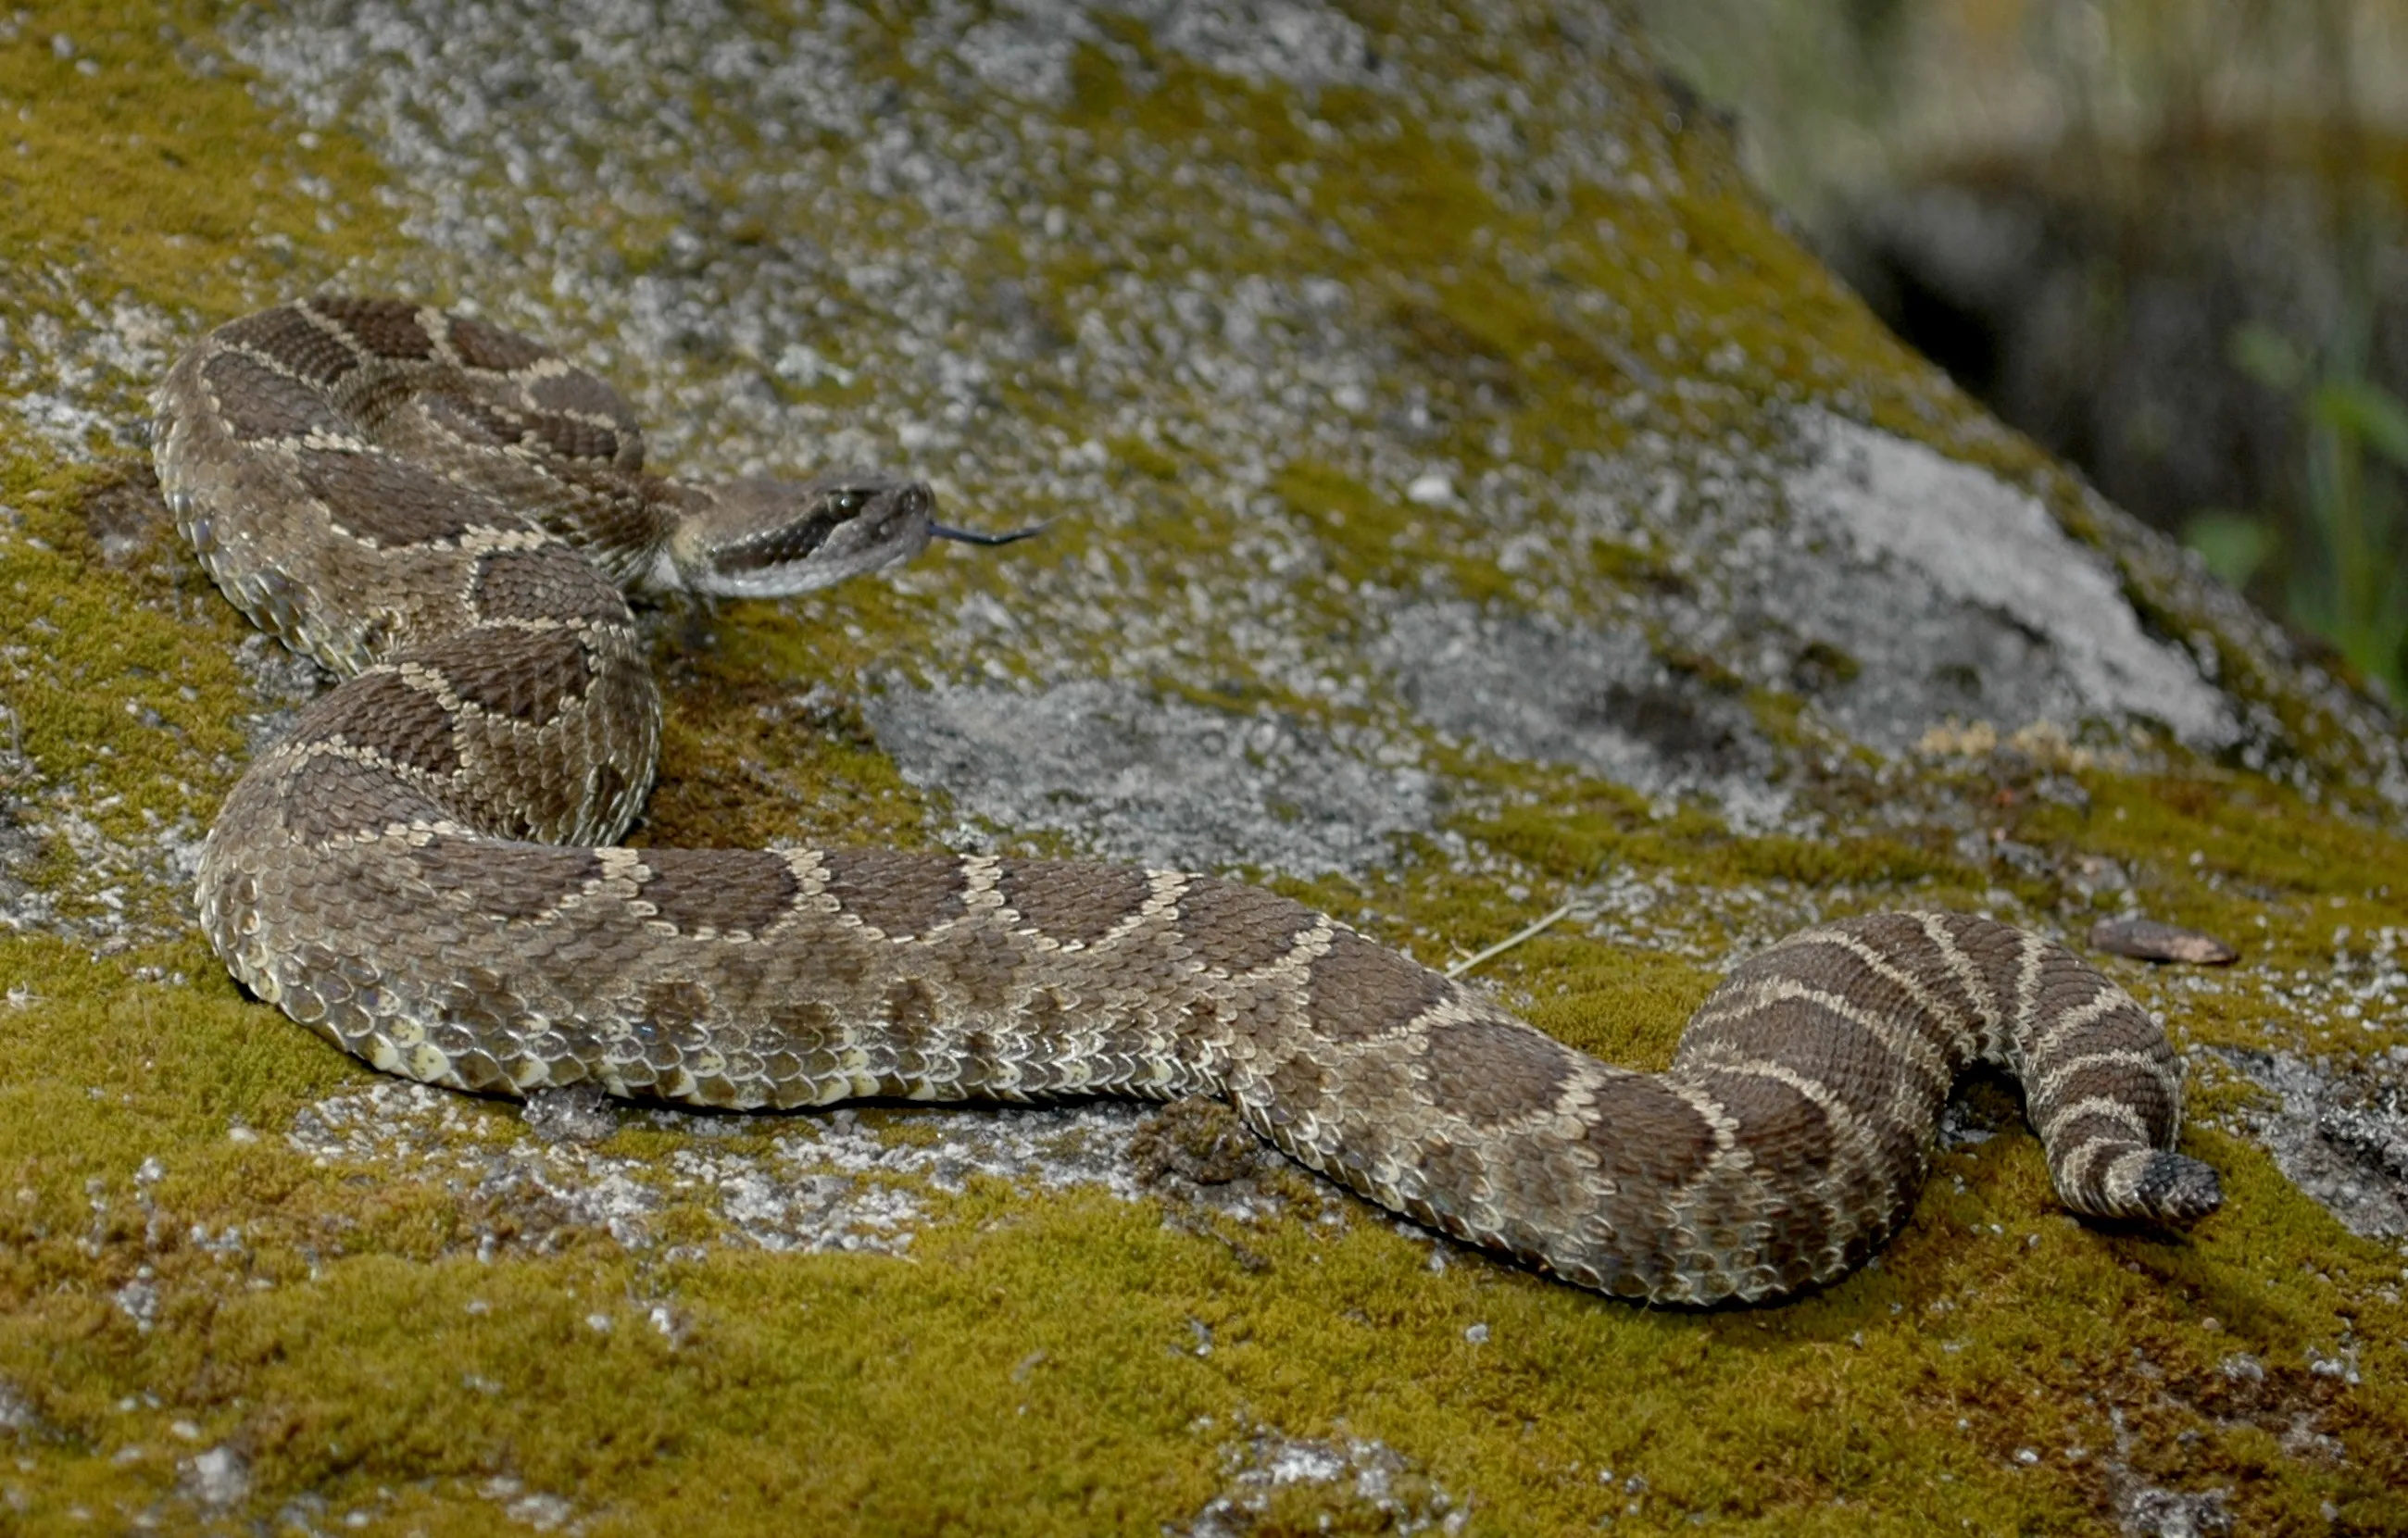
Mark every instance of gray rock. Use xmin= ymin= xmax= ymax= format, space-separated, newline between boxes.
xmin=866 ymin=676 xmax=1439 ymax=875
xmin=1779 ymin=412 xmax=2237 ymax=752
xmin=179 ymin=1445 xmax=251 ymax=1511
xmin=2216 ymin=1046 xmax=2408 ymax=1238
xmin=6 ymin=4 xmax=2407 ymax=1527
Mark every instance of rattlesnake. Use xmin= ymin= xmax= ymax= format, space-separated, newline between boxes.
xmin=152 ymin=296 xmax=2220 ymax=1306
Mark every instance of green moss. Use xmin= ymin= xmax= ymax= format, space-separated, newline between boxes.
xmin=1275 ymin=459 xmax=1423 ymax=590
xmin=633 ymin=590 xmax=953 ymax=855
xmin=1589 ymin=536 xmax=1694 ymax=597
xmin=1105 ymin=432 xmax=1183 ymax=483
xmin=3 ymin=6 xmax=2406 ymax=1535
xmin=0 ymin=3 xmax=394 ymax=344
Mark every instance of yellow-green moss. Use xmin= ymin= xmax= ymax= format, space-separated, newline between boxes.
xmin=0 ymin=3 xmax=393 ymax=348
xmin=3 ymin=7 xmax=2406 ymax=1536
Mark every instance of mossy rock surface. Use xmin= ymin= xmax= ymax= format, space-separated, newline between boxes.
xmin=3 ymin=3 xmax=2406 ymax=1533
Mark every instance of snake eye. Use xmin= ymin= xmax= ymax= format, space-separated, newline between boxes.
xmin=831 ymin=491 xmax=862 ymax=517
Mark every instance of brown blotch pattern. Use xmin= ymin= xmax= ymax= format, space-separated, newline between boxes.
xmin=637 ymin=849 xmax=799 ymax=937
xmin=416 ymin=394 xmax=528 ymax=451
xmin=2032 ymin=1059 xmax=2178 ymax=1143
xmin=312 ymin=295 xmax=436 ymax=359
xmin=1419 ymin=1016 xmax=1572 ymax=1128
xmin=298 ymin=447 xmax=490 ymax=546
xmin=1174 ymin=878 xmax=1323 ymax=976
xmin=203 ymin=352 xmax=346 ymax=441
xmin=331 ymin=669 xmax=463 ymax=779
xmin=881 ymin=978 xmax=941 ymax=1088
xmin=471 ymin=544 xmax=631 ymax=627
xmin=1577 ymin=1075 xmax=1721 ymax=1204
xmin=520 ymin=410 xmax=624 ymax=466
xmin=818 ymin=849 xmax=968 ymax=939
xmin=410 ymin=627 xmax=592 ymax=723
xmin=927 ymin=924 xmax=1023 ymax=1010
xmin=275 ymin=751 xmax=427 ymax=844
xmin=1693 ymin=1069 xmax=1836 ymax=1181
xmin=1697 ymin=994 xmax=1907 ymax=1128
xmin=526 ymin=370 xmax=644 ymax=457
xmin=1779 ymin=929 xmax=1980 ymax=1076
xmin=1303 ymin=928 xmax=1450 ymax=1044
xmin=447 ymin=314 xmax=552 ymax=373
xmin=217 ymin=306 xmax=363 ymax=387
xmin=1414 ymin=1134 xmax=1491 ymax=1224
xmin=1016 ymin=987 xmax=1070 ymax=1046
xmin=885 ymin=977 xmax=940 ymax=1032
xmin=421 ymin=395 xmax=625 ymax=468
xmin=997 ymin=860 xmax=1153 ymax=946
xmin=408 ymin=838 xmax=602 ymax=921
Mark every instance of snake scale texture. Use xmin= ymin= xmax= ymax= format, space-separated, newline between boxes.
xmin=152 ymin=296 xmax=2221 ymax=1305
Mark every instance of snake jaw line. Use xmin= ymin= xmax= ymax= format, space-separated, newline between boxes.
xmin=656 ymin=469 xmax=942 ymax=597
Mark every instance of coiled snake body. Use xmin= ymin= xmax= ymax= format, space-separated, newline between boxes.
xmin=153 ymin=297 xmax=2220 ymax=1305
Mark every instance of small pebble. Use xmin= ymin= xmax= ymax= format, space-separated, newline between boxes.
xmin=2089 ymin=917 xmax=2238 ymax=966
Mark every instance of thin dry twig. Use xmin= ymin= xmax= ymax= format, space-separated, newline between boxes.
xmin=1445 ymin=900 xmax=1577 ymax=980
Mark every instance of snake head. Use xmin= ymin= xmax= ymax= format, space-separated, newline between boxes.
xmin=655 ymin=470 xmax=937 ymax=596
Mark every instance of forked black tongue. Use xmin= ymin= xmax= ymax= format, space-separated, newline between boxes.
xmin=931 ymin=520 xmax=1047 ymax=546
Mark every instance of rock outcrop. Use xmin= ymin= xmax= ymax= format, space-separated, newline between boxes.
xmin=1 ymin=4 xmax=2402 ymax=1531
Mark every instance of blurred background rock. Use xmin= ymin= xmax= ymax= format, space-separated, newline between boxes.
xmin=1643 ymin=0 xmax=2408 ymax=705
